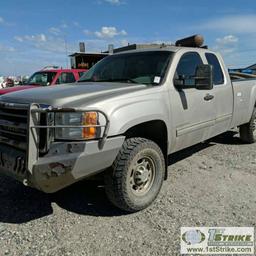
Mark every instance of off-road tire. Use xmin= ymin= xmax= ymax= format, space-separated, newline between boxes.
xmin=104 ymin=137 xmax=165 ymax=212
xmin=240 ymin=108 xmax=256 ymax=144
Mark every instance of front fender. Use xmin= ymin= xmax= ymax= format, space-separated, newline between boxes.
xmin=107 ymin=98 xmax=170 ymax=136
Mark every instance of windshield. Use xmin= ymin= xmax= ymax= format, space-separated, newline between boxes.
xmin=27 ymin=72 xmax=57 ymax=86
xmin=79 ymin=51 xmax=173 ymax=85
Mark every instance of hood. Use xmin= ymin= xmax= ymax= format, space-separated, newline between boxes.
xmin=0 ymin=85 xmax=36 ymax=95
xmin=0 ymin=82 xmax=148 ymax=108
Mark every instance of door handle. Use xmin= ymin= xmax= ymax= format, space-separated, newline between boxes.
xmin=204 ymin=94 xmax=214 ymax=101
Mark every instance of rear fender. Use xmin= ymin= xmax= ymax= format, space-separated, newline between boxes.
xmin=248 ymin=85 xmax=256 ymax=120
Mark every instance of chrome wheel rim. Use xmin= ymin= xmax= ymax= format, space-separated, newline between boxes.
xmin=129 ymin=156 xmax=155 ymax=196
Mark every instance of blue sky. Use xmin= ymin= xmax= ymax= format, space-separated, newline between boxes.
xmin=0 ymin=0 xmax=256 ymax=75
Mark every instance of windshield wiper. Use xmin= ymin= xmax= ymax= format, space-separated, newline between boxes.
xmin=99 ymin=78 xmax=139 ymax=84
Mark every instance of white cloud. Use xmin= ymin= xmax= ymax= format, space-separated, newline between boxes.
xmin=14 ymin=36 xmax=24 ymax=42
xmin=104 ymin=0 xmax=122 ymax=5
xmin=0 ymin=16 xmax=12 ymax=26
xmin=15 ymin=34 xmax=47 ymax=43
xmin=73 ymin=21 xmax=80 ymax=27
xmin=199 ymin=15 xmax=256 ymax=34
xmin=0 ymin=44 xmax=15 ymax=52
xmin=94 ymin=26 xmax=127 ymax=38
xmin=33 ymin=38 xmax=76 ymax=54
xmin=83 ymin=29 xmax=91 ymax=35
xmin=60 ymin=22 xmax=68 ymax=29
xmin=216 ymin=35 xmax=238 ymax=45
xmin=13 ymin=33 xmax=76 ymax=54
xmin=25 ymin=34 xmax=47 ymax=42
xmin=214 ymin=35 xmax=239 ymax=53
xmin=49 ymin=27 xmax=61 ymax=35
xmin=213 ymin=35 xmax=239 ymax=67
xmin=40 ymin=34 xmax=47 ymax=42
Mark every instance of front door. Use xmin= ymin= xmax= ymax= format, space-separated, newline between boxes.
xmin=170 ymin=51 xmax=216 ymax=152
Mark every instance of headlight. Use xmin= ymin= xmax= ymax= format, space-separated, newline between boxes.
xmin=55 ymin=112 xmax=100 ymax=140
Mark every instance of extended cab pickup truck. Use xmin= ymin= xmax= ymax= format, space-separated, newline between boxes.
xmin=0 ymin=35 xmax=255 ymax=212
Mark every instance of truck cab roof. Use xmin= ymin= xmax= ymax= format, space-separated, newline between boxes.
xmin=110 ymin=45 xmax=216 ymax=57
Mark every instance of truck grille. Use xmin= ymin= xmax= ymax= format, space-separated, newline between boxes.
xmin=0 ymin=102 xmax=29 ymax=151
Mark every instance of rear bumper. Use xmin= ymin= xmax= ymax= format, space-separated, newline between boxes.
xmin=0 ymin=136 xmax=125 ymax=193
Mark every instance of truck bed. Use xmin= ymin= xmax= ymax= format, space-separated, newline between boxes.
xmin=229 ymin=72 xmax=256 ymax=81
xmin=231 ymin=78 xmax=256 ymax=128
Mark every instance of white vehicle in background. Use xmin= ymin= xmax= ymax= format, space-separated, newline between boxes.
xmin=0 ymin=76 xmax=4 ymax=88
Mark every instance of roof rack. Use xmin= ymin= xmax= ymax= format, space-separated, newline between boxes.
xmin=175 ymin=34 xmax=207 ymax=48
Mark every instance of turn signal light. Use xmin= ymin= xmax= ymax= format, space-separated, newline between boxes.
xmin=82 ymin=112 xmax=98 ymax=139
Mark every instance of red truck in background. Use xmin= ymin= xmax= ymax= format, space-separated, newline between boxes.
xmin=0 ymin=67 xmax=87 ymax=95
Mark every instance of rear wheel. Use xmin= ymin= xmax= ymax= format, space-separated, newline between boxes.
xmin=239 ymin=107 xmax=256 ymax=143
xmin=104 ymin=137 xmax=165 ymax=212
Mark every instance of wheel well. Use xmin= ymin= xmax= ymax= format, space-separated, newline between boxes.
xmin=124 ymin=120 xmax=169 ymax=179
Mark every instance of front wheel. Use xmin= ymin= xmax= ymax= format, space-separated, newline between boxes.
xmin=104 ymin=137 xmax=165 ymax=212
xmin=239 ymin=108 xmax=256 ymax=144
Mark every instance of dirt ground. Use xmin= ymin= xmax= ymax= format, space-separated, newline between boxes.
xmin=0 ymin=132 xmax=255 ymax=256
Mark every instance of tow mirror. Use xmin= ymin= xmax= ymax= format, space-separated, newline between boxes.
xmin=174 ymin=74 xmax=197 ymax=89
xmin=174 ymin=74 xmax=185 ymax=88
xmin=195 ymin=64 xmax=213 ymax=90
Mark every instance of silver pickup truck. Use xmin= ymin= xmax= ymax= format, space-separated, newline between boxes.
xmin=0 ymin=35 xmax=255 ymax=212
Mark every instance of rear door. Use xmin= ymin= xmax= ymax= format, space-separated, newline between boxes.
xmin=204 ymin=53 xmax=233 ymax=136
xmin=170 ymin=51 xmax=216 ymax=152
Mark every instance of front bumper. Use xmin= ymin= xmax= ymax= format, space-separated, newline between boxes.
xmin=0 ymin=101 xmax=124 ymax=193
xmin=0 ymin=136 xmax=125 ymax=193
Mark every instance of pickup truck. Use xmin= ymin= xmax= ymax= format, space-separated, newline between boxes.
xmin=0 ymin=67 xmax=87 ymax=95
xmin=0 ymin=35 xmax=255 ymax=212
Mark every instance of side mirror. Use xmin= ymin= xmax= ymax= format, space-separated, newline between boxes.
xmin=174 ymin=74 xmax=198 ymax=89
xmin=174 ymin=74 xmax=185 ymax=88
xmin=195 ymin=64 xmax=213 ymax=90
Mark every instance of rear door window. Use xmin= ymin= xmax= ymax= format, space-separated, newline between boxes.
xmin=56 ymin=72 xmax=76 ymax=84
xmin=205 ymin=53 xmax=224 ymax=85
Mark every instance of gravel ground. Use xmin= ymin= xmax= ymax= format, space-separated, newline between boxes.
xmin=0 ymin=132 xmax=255 ymax=256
